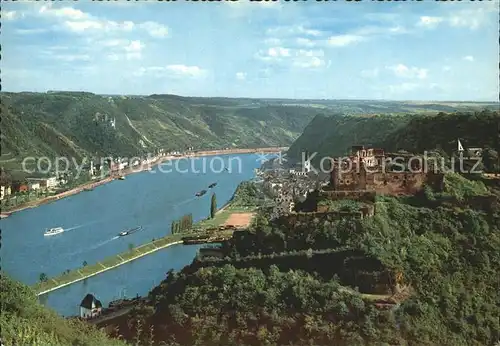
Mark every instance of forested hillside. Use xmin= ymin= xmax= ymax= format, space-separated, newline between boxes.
xmin=0 ymin=92 xmax=320 ymax=169
xmin=0 ymin=274 xmax=126 ymax=346
xmin=381 ymin=110 xmax=500 ymax=154
xmin=103 ymin=175 xmax=500 ymax=345
xmin=287 ymin=109 xmax=500 ymax=163
xmin=2 ymin=92 xmax=496 ymax=173
xmin=286 ymin=114 xmax=411 ymax=163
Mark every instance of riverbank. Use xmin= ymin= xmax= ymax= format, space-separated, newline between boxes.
xmin=34 ymin=237 xmax=184 ymax=296
xmin=2 ymin=147 xmax=286 ymax=216
xmin=32 ymin=200 xmax=251 ymax=296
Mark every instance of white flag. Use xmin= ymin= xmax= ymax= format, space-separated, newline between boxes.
xmin=457 ymin=139 xmax=464 ymax=152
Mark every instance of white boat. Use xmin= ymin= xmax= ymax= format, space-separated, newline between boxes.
xmin=44 ymin=227 xmax=64 ymax=236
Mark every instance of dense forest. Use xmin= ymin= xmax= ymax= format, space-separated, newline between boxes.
xmin=287 ymin=109 xmax=500 ymax=168
xmin=99 ymin=172 xmax=500 ymax=346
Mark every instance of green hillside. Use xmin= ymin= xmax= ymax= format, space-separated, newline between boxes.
xmin=287 ymin=109 xmax=500 ymax=163
xmin=0 ymin=92 xmax=321 ymax=173
xmin=103 ymin=175 xmax=500 ymax=346
xmin=0 ymin=274 xmax=126 ymax=346
xmin=2 ymin=92 xmax=497 ymax=176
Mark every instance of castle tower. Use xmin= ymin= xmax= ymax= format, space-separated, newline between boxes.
xmin=304 ymin=151 xmax=311 ymax=173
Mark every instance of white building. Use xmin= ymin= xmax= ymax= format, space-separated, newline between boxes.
xmin=26 ymin=177 xmax=59 ymax=189
xmin=0 ymin=185 xmax=11 ymax=200
xmin=79 ymin=294 xmax=102 ymax=319
xmin=46 ymin=177 xmax=58 ymax=188
xmin=28 ymin=182 xmax=40 ymax=191
xmin=304 ymin=155 xmax=312 ymax=173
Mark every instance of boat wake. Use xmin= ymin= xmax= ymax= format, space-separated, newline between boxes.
xmin=69 ymin=236 xmax=120 ymax=256
xmin=64 ymin=219 xmax=105 ymax=232
xmin=174 ymin=196 xmax=197 ymax=208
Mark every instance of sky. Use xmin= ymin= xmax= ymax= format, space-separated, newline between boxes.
xmin=2 ymin=0 xmax=499 ymax=101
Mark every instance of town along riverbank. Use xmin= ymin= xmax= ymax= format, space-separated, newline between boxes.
xmin=1 ymin=147 xmax=285 ymax=216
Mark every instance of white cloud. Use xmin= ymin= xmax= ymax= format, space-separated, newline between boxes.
xmin=386 ymin=64 xmax=428 ymax=79
xmin=463 ymin=55 xmax=474 ymax=62
xmin=134 ymin=65 xmax=207 ymax=78
xmin=2 ymin=10 xmax=22 ymax=21
xmin=266 ymin=25 xmax=323 ymax=37
xmin=416 ymin=6 xmax=496 ymax=30
xmin=328 ymin=35 xmax=363 ymax=47
xmin=34 ymin=4 xmax=168 ymax=37
xmin=236 ymin=72 xmax=247 ymax=80
xmin=62 ymin=19 xmax=135 ymax=33
xmin=166 ymin=65 xmax=207 ymax=77
xmin=255 ymin=46 xmax=291 ymax=61
xmin=96 ymin=39 xmax=144 ymax=60
xmin=255 ymin=47 xmax=326 ymax=69
xmin=449 ymin=9 xmax=483 ymax=30
xmin=41 ymin=6 xmax=89 ymax=20
xmin=417 ymin=16 xmax=444 ymax=28
xmin=296 ymin=38 xmax=317 ymax=48
xmin=293 ymin=56 xmax=325 ymax=69
xmin=138 ymin=21 xmax=169 ymax=38
xmin=442 ymin=66 xmax=452 ymax=72
xmin=264 ymin=38 xmax=282 ymax=45
xmin=354 ymin=25 xmax=407 ymax=36
xmin=15 ymin=28 xmax=49 ymax=34
xmin=124 ymin=40 xmax=144 ymax=53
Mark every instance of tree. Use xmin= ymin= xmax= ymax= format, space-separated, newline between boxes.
xmin=39 ymin=273 xmax=47 ymax=283
xmin=82 ymin=261 xmax=88 ymax=267
xmin=171 ymin=221 xmax=176 ymax=234
xmin=210 ymin=193 xmax=217 ymax=219
xmin=128 ymin=243 xmax=134 ymax=252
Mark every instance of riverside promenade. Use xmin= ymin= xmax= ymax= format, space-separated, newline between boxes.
xmin=33 ymin=234 xmax=185 ymax=296
xmin=32 ymin=205 xmax=244 ymax=296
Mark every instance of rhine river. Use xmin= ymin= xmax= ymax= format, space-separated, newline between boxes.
xmin=1 ymin=153 xmax=264 ymax=316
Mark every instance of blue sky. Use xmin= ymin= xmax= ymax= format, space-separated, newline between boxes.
xmin=2 ymin=0 xmax=499 ymax=101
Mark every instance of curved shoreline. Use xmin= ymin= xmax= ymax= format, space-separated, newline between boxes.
xmin=2 ymin=147 xmax=286 ymax=216
xmin=36 ymin=240 xmax=184 ymax=296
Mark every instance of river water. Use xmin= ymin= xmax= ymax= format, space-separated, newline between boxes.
xmin=1 ymin=153 xmax=264 ymax=316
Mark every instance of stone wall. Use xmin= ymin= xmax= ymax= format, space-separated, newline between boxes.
xmin=319 ymin=190 xmax=377 ymax=202
xmin=330 ymin=168 xmax=445 ymax=196
xmin=279 ymin=209 xmax=375 ymax=227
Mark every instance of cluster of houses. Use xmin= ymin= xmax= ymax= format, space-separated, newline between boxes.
xmin=0 ymin=175 xmax=67 ymax=200
xmin=107 ymin=149 xmax=191 ymax=173
xmin=261 ymin=154 xmax=326 ymax=220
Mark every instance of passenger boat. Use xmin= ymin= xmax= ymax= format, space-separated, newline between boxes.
xmin=118 ymin=226 xmax=142 ymax=237
xmin=44 ymin=227 xmax=64 ymax=236
xmin=195 ymin=189 xmax=207 ymax=197
xmin=118 ymin=176 xmax=126 ymax=180
xmin=208 ymin=182 xmax=217 ymax=188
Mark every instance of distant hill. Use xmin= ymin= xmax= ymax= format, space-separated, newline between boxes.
xmin=1 ymin=92 xmax=497 ymax=175
xmin=287 ymin=109 xmax=500 ymax=164
xmin=0 ymin=92 xmax=321 ymax=175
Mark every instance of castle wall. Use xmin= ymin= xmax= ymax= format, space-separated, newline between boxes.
xmin=319 ymin=190 xmax=377 ymax=203
xmin=330 ymin=168 xmax=444 ymax=196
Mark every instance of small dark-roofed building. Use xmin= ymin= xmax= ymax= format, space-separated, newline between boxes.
xmin=79 ymin=293 xmax=102 ymax=319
